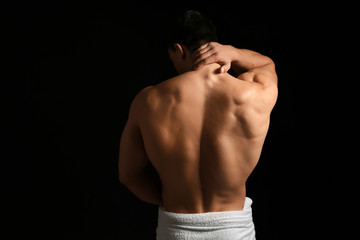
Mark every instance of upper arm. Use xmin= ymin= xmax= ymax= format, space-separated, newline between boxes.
xmin=238 ymin=60 xmax=278 ymax=87
xmin=118 ymin=93 xmax=149 ymax=183
xmin=237 ymin=61 xmax=278 ymax=110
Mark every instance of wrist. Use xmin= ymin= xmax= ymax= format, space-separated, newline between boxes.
xmin=224 ymin=45 xmax=237 ymax=63
xmin=227 ymin=47 xmax=248 ymax=75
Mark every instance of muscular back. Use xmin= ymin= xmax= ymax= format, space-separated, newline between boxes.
xmin=136 ymin=63 xmax=277 ymax=213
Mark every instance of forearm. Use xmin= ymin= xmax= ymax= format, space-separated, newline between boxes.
xmin=228 ymin=47 xmax=274 ymax=75
xmin=192 ymin=42 xmax=276 ymax=83
xmin=121 ymin=164 xmax=162 ymax=205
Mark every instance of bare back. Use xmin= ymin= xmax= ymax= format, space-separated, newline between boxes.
xmin=137 ymin=63 xmax=277 ymax=213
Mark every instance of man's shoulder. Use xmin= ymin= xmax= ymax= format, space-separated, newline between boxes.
xmin=132 ymin=84 xmax=169 ymax=110
xmin=160 ymin=71 xmax=198 ymax=88
xmin=132 ymin=86 xmax=155 ymax=108
xmin=134 ymin=70 xmax=205 ymax=105
xmin=140 ymin=72 xmax=194 ymax=95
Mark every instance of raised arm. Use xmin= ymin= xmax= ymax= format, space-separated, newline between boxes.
xmin=192 ymin=42 xmax=277 ymax=86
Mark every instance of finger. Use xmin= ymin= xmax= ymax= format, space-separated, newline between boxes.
xmin=219 ymin=66 xmax=225 ymax=73
xmin=219 ymin=62 xmax=231 ymax=73
xmin=193 ymin=53 xmax=217 ymax=70
xmin=194 ymin=42 xmax=210 ymax=54
xmin=192 ymin=44 xmax=206 ymax=59
xmin=192 ymin=43 xmax=212 ymax=60
xmin=192 ymin=49 xmax=216 ymax=67
xmin=192 ymin=44 xmax=216 ymax=65
xmin=223 ymin=62 xmax=231 ymax=73
xmin=198 ymin=42 xmax=210 ymax=51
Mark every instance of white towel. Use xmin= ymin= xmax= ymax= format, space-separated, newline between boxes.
xmin=156 ymin=197 xmax=255 ymax=240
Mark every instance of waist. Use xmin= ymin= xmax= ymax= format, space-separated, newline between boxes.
xmin=160 ymin=197 xmax=253 ymax=221
xmin=161 ymin=186 xmax=247 ymax=213
xmin=156 ymin=197 xmax=255 ymax=240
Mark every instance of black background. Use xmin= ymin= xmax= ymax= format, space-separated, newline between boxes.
xmin=4 ymin=1 xmax=352 ymax=239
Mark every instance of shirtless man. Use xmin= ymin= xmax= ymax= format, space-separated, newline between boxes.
xmin=119 ymin=11 xmax=277 ymax=239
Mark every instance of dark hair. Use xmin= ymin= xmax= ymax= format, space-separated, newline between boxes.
xmin=167 ymin=10 xmax=218 ymax=53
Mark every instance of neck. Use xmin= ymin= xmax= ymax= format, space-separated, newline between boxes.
xmin=196 ymin=63 xmax=223 ymax=74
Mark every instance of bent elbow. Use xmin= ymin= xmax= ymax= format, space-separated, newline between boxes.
xmin=119 ymin=172 xmax=130 ymax=186
xmin=264 ymin=57 xmax=275 ymax=68
xmin=118 ymin=173 xmax=125 ymax=184
xmin=118 ymin=169 xmax=131 ymax=185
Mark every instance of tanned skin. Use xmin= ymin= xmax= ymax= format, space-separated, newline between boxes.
xmin=119 ymin=42 xmax=278 ymax=213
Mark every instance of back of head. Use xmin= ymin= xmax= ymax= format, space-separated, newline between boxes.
xmin=167 ymin=10 xmax=218 ymax=53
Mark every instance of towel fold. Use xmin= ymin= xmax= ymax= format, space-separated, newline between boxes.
xmin=156 ymin=197 xmax=255 ymax=240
